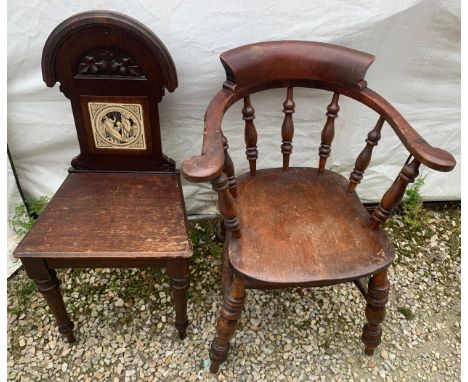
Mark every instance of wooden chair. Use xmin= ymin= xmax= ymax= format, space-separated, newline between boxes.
xmin=13 ymin=11 xmax=192 ymax=342
xmin=181 ymin=41 xmax=456 ymax=372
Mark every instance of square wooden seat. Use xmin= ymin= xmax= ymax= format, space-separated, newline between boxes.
xmin=14 ymin=173 xmax=191 ymax=262
xmin=229 ymin=168 xmax=394 ymax=285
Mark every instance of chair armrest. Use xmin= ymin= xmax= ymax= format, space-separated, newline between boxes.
xmin=181 ymin=90 xmax=236 ymax=182
xmin=361 ymin=88 xmax=456 ymax=172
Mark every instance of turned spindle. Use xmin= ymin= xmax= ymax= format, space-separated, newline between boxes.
xmin=211 ymin=172 xmax=241 ymax=238
xmin=348 ymin=116 xmax=385 ymax=193
xmin=370 ymin=158 xmax=421 ymax=229
xmin=242 ymin=96 xmax=258 ymax=176
xmin=209 ymin=273 xmax=246 ymax=373
xmin=281 ymin=87 xmax=295 ymax=171
xmin=319 ymin=92 xmax=340 ymax=172
xmin=362 ymin=269 xmax=390 ymax=355
xmin=222 ymin=135 xmax=237 ymax=197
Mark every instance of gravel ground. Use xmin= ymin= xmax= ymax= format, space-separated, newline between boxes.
xmin=7 ymin=207 xmax=460 ymax=381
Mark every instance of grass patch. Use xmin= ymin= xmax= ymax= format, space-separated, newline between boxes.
xmin=397 ymin=306 xmax=416 ymax=321
xmin=296 ymin=318 xmax=311 ymax=330
xmin=401 ymin=174 xmax=428 ymax=230
xmin=9 ymin=279 xmax=36 ymax=316
xmin=188 ymin=219 xmax=223 ymax=304
xmin=11 ymin=196 xmax=49 ymax=236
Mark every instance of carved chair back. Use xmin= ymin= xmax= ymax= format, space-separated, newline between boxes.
xmin=42 ymin=11 xmax=178 ymax=172
xmin=182 ymin=41 xmax=456 ymax=237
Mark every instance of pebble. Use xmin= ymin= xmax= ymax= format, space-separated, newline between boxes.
xmin=115 ymin=298 xmax=125 ymax=307
xmin=6 ymin=211 xmax=461 ymax=381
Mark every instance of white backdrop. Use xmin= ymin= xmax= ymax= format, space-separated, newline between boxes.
xmin=7 ymin=0 xmax=460 ymax=221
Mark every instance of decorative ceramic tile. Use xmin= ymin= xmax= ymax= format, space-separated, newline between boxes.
xmin=88 ymin=102 xmax=146 ymax=150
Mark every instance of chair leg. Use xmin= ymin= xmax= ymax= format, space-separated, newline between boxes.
xmin=209 ymin=272 xmax=245 ymax=373
xmin=362 ymin=268 xmax=390 ymax=355
xmin=167 ymin=259 xmax=189 ymax=339
xmin=22 ymin=259 xmax=75 ymax=343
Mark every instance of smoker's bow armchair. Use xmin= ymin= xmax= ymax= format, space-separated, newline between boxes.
xmin=181 ymin=41 xmax=456 ymax=372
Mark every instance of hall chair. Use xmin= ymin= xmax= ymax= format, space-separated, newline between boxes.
xmin=181 ymin=41 xmax=456 ymax=372
xmin=13 ymin=11 xmax=192 ymax=342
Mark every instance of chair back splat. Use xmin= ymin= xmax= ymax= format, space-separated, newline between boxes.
xmin=42 ymin=10 xmax=178 ymax=172
xmin=242 ymin=96 xmax=258 ymax=176
xmin=348 ymin=116 xmax=385 ymax=193
xmin=319 ymin=92 xmax=340 ymax=172
xmin=281 ymin=87 xmax=295 ymax=171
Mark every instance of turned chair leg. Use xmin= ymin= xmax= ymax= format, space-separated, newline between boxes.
xmin=167 ymin=259 xmax=189 ymax=339
xmin=362 ymin=268 xmax=390 ymax=355
xmin=22 ymin=259 xmax=75 ymax=343
xmin=209 ymin=272 xmax=245 ymax=373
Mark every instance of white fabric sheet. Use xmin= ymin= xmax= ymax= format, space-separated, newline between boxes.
xmin=7 ymin=1 xmax=460 ymax=218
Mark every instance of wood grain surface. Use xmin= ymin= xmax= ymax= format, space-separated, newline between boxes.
xmin=14 ymin=172 xmax=191 ymax=259
xmin=228 ymin=168 xmax=394 ymax=285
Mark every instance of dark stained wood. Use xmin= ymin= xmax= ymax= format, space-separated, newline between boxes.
xmin=211 ymin=173 xmax=241 ymax=239
xmin=42 ymin=11 xmax=177 ymax=91
xmin=370 ymin=158 xmax=421 ymax=229
xmin=353 ymin=278 xmax=368 ymax=297
xmin=229 ymin=168 xmax=394 ymax=285
xmin=349 ymin=116 xmax=385 ymax=192
xmin=362 ymin=269 xmax=390 ymax=355
xmin=209 ymin=273 xmax=245 ymax=374
xmin=45 ymin=258 xmax=167 ymax=269
xmin=356 ymin=87 xmax=455 ymax=172
xmin=242 ymin=96 xmax=258 ymax=176
xmin=319 ymin=92 xmax=340 ymax=172
xmin=222 ymin=135 xmax=237 ymax=197
xmin=22 ymin=258 xmax=75 ymax=343
xmin=181 ymin=40 xmax=457 ymax=372
xmin=166 ymin=259 xmax=190 ymax=339
xmin=14 ymin=173 xmax=191 ymax=258
xmin=42 ymin=10 xmax=177 ymax=172
xmin=181 ymin=43 xmax=455 ymax=184
xmin=14 ymin=11 xmax=192 ymax=342
xmin=220 ymin=41 xmax=375 ymax=92
xmin=182 ymin=90 xmax=234 ymax=182
xmin=281 ymin=87 xmax=295 ymax=171
xmin=216 ymin=217 xmax=226 ymax=243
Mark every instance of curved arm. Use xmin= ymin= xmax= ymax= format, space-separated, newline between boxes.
xmin=358 ymin=88 xmax=456 ymax=172
xmin=182 ymin=79 xmax=456 ymax=181
xmin=181 ymin=90 xmax=237 ymax=182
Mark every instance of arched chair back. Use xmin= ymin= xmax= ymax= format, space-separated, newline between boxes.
xmin=42 ymin=10 xmax=178 ymax=171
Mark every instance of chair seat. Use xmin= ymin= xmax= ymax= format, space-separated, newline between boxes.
xmin=14 ymin=172 xmax=192 ymax=260
xmin=228 ymin=168 xmax=394 ymax=285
